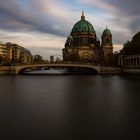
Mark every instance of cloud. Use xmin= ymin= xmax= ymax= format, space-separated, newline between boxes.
xmin=78 ymin=0 xmax=140 ymax=39
xmin=0 ymin=29 xmax=65 ymax=59
xmin=101 ymin=0 xmax=140 ymax=34
xmin=0 ymin=0 xmax=75 ymax=36
xmin=0 ymin=0 xmax=139 ymax=58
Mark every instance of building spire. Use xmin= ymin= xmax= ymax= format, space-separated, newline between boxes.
xmin=81 ymin=10 xmax=85 ymax=20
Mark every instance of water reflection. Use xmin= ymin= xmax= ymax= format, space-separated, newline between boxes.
xmin=0 ymin=75 xmax=140 ymax=139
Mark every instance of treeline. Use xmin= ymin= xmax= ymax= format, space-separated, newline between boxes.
xmin=121 ymin=31 xmax=140 ymax=55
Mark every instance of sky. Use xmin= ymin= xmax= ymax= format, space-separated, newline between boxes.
xmin=0 ymin=0 xmax=140 ymax=60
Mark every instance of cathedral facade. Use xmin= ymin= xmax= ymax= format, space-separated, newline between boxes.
xmin=62 ymin=12 xmax=113 ymax=65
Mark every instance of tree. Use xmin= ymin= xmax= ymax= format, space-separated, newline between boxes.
xmin=120 ymin=31 xmax=140 ymax=55
xmin=33 ymin=55 xmax=43 ymax=63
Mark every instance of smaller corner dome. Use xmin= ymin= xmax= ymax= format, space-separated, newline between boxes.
xmin=102 ymin=27 xmax=112 ymax=36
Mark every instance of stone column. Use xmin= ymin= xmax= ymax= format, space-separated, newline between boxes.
xmin=129 ymin=59 xmax=131 ymax=67
xmin=134 ymin=58 xmax=136 ymax=67
xmin=137 ymin=58 xmax=140 ymax=67
xmin=124 ymin=59 xmax=126 ymax=67
xmin=135 ymin=58 xmax=137 ymax=67
xmin=133 ymin=58 xmax=135 ymax=67
xmin=126 ymin=59 xmax=128 ymax=67
xmin=132 ymin=58 xmax=134 ymax=67
xmin=128 ymin=59 xmax=130 ymax=67
xmin=136 ymin=58 xmax=138 ymax=67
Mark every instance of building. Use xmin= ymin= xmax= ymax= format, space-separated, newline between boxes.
xmin=101 ymin=27 xmax=113 ymax=65
xmin=62 ymin=11 xmax=113 ymax=65
xmin=118 ymin=54 xmax=140 ymax=68
xmin=118 ymin=32 xmax=140 ymax=73
xmin=0 ymin=42 xmax=7 ymax=57
xmin=6 ymin=42 xmax=32 ymax=64
xmin=50 ymin=55 xmax=54 ymax=63
xmin=0 ymin=42 xmax=32 ymax=65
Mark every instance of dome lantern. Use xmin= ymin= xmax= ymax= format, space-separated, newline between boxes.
xmin=81 ymin=10 xmax=85 ymax=20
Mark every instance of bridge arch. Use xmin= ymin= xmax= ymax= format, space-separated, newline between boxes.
xmin=16 ymin=64 xmax=100 ymax=74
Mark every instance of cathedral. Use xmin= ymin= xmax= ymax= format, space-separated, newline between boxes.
xmin=62 ymin=11 xmax=113 ymax=65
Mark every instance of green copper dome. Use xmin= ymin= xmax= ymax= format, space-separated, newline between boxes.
xmin=71 ymin=12 xmax=95 ymax=34
xmin=102 ymin=27 xmax=112 ymax=36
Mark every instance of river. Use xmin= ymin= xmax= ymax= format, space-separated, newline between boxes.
xmin=0 ymin=74 xmax=140 ymax=140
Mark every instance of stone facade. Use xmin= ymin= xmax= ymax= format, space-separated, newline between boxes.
xmin=0 ymin=42 xmax=7 ymax=57
xmin=62 ymin=12 xmax=113 ymax=65
xmin=0 ymin=42 xmax=32 ymax=64
xmin=101 ymin=27 xmax=113 ymax=65
xmin=118 ymin=32 xmax=140 ymax=74
xmin=118 ymin=54 xmax=140 ymax=68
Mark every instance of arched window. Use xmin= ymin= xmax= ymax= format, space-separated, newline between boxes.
xmin=82 ymin=38 xmax=87 ymax=45
xmin=107 ymin=38 xmax=110 ymax=42
xmin=76 ymin=38 xmax=79 ymax=45
xmin=91 ymin=38 xmax=94 ymax=44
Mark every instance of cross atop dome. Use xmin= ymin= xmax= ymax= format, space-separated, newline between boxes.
xmin=81 ymin=10 xmax=85 ymax=20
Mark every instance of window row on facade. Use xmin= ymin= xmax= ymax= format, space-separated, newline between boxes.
xmin=0 ymin=42 xmax=32 ymax=64
xmin=118 ymin=55 xmax=140 ymax=68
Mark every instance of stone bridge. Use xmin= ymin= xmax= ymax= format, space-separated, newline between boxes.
xmin=0 ymin=63 xmax=122 ymax=75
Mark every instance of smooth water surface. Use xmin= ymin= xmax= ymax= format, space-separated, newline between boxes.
xmin=0 ymin=75 xmax=140 ymax=140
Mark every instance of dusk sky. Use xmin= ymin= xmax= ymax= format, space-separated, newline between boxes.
xmin=0 ymin=0 xmax=140 ymax=59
